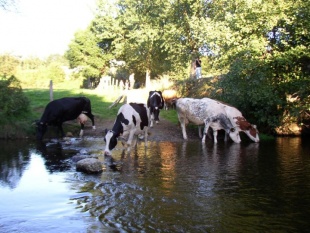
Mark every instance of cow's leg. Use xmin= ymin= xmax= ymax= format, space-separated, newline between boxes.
xmin=86 ymin=113 xmax=96 ymax=130
xmin=57 ymin=123 xmax=65 ymax=138
xmin=132 ymin=134 xmax=138 ymax=148
xmin=198 ymin=125 xmax=203 ymax=138
xmin=150 ymin=112 xmax=154 ymax=128
xmin=224 ymin=132 xmax=228 ymax=141
xmin=126 ymin=129 xmax=136 ymax=148
xmin=143 ymin=128 xmax=148 ymax=147
xmin=154 ymin=108 xmax=160 ymax=124
xmin=202 ymin=119 xmax=211 ymax=143
xmin=180 ymin=122 xmax=188 ymax=140
xmin=213 ymin=129 xmax=218 ymax=143
xmin=79 ymin=123 xmax=84 ymax=137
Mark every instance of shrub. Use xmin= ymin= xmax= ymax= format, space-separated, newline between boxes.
xmin=0 ymin=76 xmax=30 ymax=123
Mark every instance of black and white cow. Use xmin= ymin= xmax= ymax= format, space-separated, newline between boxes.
xmin=176 ymin=98 xmax=241 ymax=143
xmin=36 ymin=97 xmax=95 ymax=140
xmin=147 ymin=91 xmax=164 ymax=127
xmin=104 ymin=103 xmax=150 ymax=156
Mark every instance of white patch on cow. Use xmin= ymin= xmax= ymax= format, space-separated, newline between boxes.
xmin=79 ymin=129 xmax=84 ymax=137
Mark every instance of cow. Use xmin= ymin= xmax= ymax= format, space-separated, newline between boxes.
xmin=104 ymin=103 xmax=150 ymax=156
xmin=162 ymin=89 xmax=178 ymax=110
xmin=36 ymin=97 xmax=95 ymax=140
xmin=147 ymin=91 xmax=164 ymax=127
xmin=202 ymin=98 xmax=259 ymax=142
xmin=176 ymin=98 xmax=241 ymax=143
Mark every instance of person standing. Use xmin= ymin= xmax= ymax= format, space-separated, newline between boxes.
xmin=195 ymin=57 xmax=202 ymax=79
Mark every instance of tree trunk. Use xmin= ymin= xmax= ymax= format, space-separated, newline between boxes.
xmin=145 ymin=69 xmax=151 ymax=89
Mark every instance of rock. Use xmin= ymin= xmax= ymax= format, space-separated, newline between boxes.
xmin=66 ymin=132 xmax=74 ymax=137
xmin=72 ymin=154 xmax=89 ymax=163
xmin=76 ymin=158 xmax=103 ymax=173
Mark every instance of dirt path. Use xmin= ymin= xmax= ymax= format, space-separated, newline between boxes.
xmin=84 ymin=117 xmax=200 ymax=142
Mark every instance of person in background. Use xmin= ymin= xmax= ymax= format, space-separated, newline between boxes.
xmin=195 ymin=57 xmax=202 ymax=79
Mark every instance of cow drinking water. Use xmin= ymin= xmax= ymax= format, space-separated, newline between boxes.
xmin=176 ymin=98 xmax=241 ymax=143
xmin=176 ymin=97 xmax=259 ymax=143
xmin=104 ymin=103 xmax=150 ymax=156
xmin=36 ymin=97 xmax=95 ymax=140
xmin=147 ymin=91 xmax=164 ymax=127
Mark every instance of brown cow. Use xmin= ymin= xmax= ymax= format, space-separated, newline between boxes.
xmin=162 ymin=89 xmax=178 ymax=110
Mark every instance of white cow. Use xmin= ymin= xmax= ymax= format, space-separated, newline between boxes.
xmin=176 ymin=98 xmax=241 ymax=143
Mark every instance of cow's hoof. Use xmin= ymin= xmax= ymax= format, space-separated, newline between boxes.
xmin=138 ymin=134 xmax=144 ymax=140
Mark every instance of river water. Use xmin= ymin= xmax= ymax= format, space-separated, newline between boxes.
xmin=0 ymin=137 xmax=310 ymax=233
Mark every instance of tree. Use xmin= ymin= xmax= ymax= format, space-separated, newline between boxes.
xmin=0 ymin=75 xmax=30 ymax=122
xmin=209 ymin=0 xmax=310 ymax=134
xmin=0 ymin=54 xmax=19 ymax=77
xmin=65 ymin=28 xmax=107 ymax=87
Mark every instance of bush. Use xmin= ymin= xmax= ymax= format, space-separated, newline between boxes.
xmin=0 ymin=76 xmax=30 ymax=123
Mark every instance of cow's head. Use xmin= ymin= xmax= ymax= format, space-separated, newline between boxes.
xmin=234 ymin=117 xmax=259 ymax=142
xmin=35 ymin=121 xmax=48 ymax=141
xmin=104 ymin=129 xmax=118 ymax=156
xmin=227 ymin=127 xmax=241 ymax=143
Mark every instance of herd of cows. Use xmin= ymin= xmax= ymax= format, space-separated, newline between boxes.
xmin=35 ymin=91 xmax=259 ymax=156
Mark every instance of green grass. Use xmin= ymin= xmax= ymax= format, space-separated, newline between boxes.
xmin=160 ymin=108 xmax=179 ymax=125
xmin=23 ymin=88 xmax=124 ymax=121
xmin=0 ymin=87 xmax=123 ymax=139
xmin=9 ymin=87 xmax=178 ymax=139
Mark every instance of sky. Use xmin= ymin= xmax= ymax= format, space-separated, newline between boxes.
xmin=0 ymin=0 xmax=97 ymax=58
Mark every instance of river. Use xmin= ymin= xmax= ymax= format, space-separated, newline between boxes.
xmin=0 ymin=137 xmax=310 ymax=232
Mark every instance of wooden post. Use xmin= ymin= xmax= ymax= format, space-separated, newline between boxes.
xmin=49 ymin=80 xmax=53 ymax=101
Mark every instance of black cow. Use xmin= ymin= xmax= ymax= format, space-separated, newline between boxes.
xmin=36 ymin=97 xmax=95 ymax=140
xmin=147 ymin=90 xmax=164 ymax=127
xmin=104 ymin=103 xmax=150 ymax=156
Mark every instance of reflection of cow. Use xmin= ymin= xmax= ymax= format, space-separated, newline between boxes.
xmin=36 ymin=97 xmax=95 ymax=140
xmin=162 ymin=89 xmax=178 ymax=110
xmin=176 ymin=98 xmax=259 ymax=143
xmin=104 ymin=103 xmax=150 ymax=156
xmin=147 ymin=91 xmax=164 ymax=127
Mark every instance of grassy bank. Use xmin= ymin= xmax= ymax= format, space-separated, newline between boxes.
xmin=1 ymin=87 xmax=273 ymax=141
xmin=1 ymin=87 xmax=179 ymax=140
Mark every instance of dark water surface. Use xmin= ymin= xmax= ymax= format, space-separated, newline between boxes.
xmin=1 ymin=137 xmax=310 ymax=233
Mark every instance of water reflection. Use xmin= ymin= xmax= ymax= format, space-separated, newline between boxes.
xmin=0 ymin=141 xmax=30 ymax=189
xmin=1 ymin=138 xmax=310 ymax=232
xmin=35 ymin=141 xmax=75 ymax=173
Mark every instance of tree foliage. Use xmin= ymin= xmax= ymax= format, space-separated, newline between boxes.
xmin=64 ymin=0 xmax=310 ymax=133
xmin=0 ymin=76 xmax=30 ymax=122
xmin=208 ymin=0 xmax=310 ymax=133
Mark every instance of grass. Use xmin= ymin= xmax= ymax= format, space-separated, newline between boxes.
xmin=2 ymin=87 xmax=178 ymax=139
xmin=4 ymin=86 xmax=272 ymax=140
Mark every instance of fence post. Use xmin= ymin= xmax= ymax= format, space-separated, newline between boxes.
xmin=49 ymin=80 xmax=53 ymax=101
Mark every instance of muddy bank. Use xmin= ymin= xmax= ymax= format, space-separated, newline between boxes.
xmin=82 ymin=117 xmax=200 ymax=142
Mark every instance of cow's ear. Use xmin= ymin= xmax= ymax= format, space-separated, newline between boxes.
xmin=104 ymin=128 xmax=108 ymax=135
